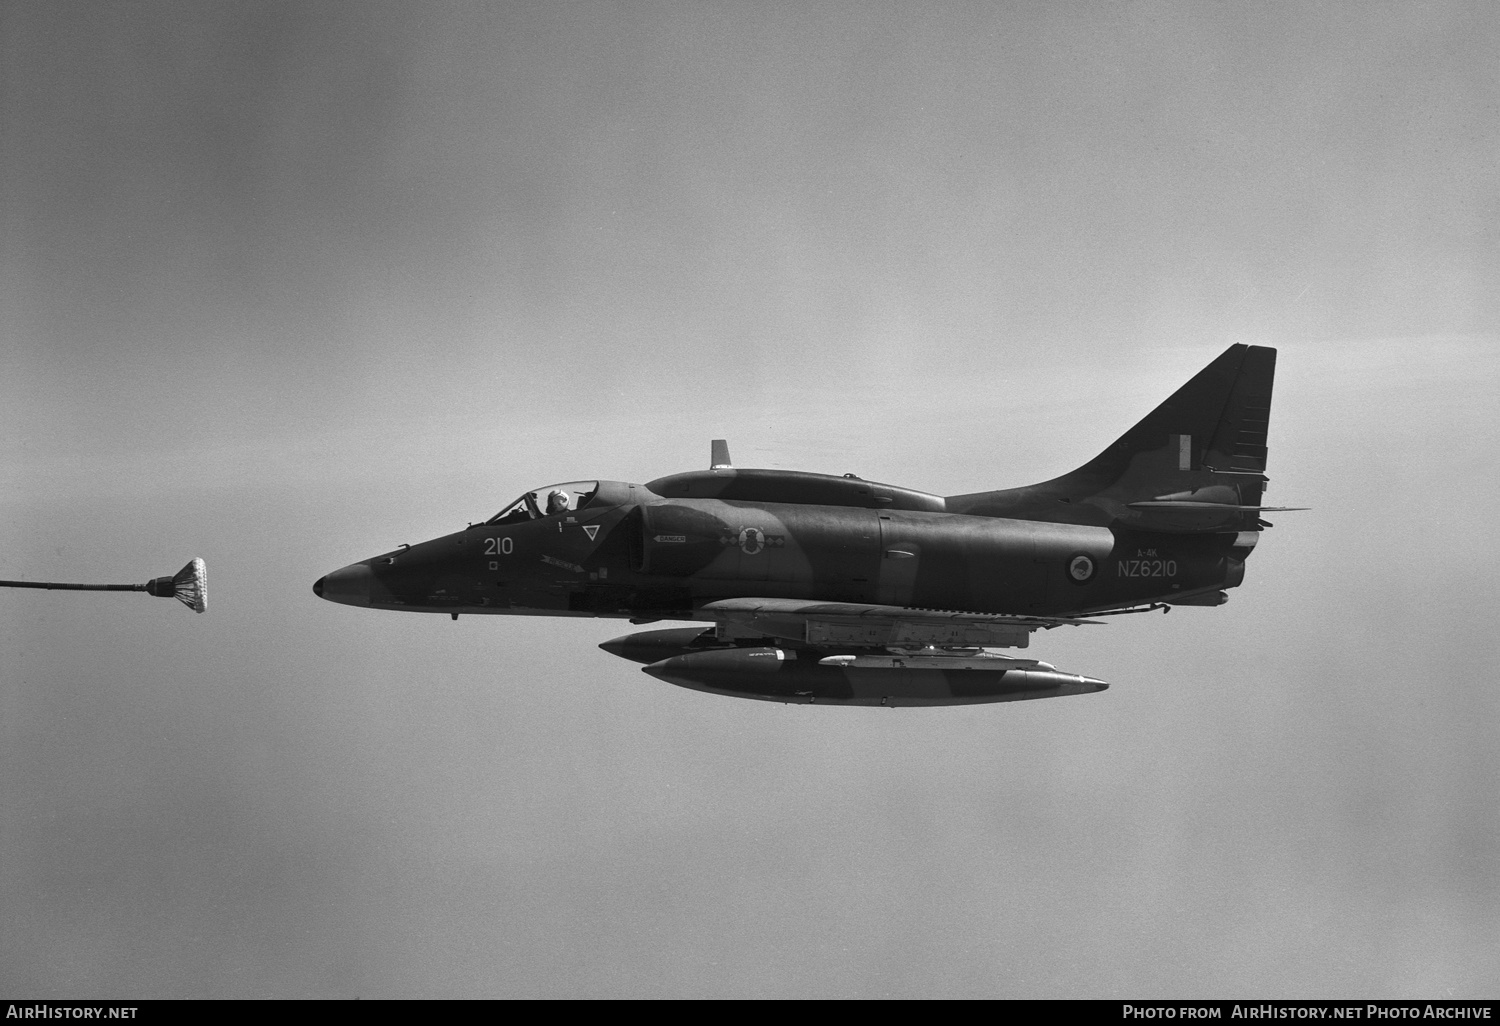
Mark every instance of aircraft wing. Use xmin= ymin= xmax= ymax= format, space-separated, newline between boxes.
xmin=696 ymin=596 xmax=1100 ymax=650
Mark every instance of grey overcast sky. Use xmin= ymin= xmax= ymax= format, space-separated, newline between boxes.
xmin=3 ymin=0 xmax=1497 ymax=999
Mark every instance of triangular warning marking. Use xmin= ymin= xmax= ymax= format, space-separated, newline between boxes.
xmin=582 ymin=525 xmax=599 ymax=541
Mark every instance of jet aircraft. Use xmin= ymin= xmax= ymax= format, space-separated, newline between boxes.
xmin=315 ymin=344 xmax=1296 ymax=706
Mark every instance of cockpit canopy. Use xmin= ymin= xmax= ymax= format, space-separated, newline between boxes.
xmin=486 ymin=481 xmax=600 ymax=525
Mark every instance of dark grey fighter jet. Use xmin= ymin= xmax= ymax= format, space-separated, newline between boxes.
xmin=316 ymin=345 xmax=1298 ymax=706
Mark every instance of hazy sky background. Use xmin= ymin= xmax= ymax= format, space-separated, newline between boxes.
xmin=3 ymin=0 xmax=1497 ymax=999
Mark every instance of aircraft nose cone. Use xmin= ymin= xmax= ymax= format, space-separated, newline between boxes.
xmin=315 ymin=564 xmax=372 ymax=606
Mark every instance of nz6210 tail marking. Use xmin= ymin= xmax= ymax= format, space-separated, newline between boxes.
xmin=315 ymin=345 xmax=1301 ymax=706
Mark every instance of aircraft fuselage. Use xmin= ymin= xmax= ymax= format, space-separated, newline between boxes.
xmin=314 ymin=343 xmax=1287 ymax=706
xmin=315 ymin=476 xmax=1247 ymax=620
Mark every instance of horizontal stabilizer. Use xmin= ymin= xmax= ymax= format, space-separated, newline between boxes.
xmin=1126 ymin=502 xmax=1309 ymax=512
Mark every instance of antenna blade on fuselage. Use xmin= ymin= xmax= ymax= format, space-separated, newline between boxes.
xmin=710 ymin=439 xmax=732 ymax=470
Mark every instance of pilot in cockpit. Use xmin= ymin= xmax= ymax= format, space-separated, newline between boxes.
xmin=545 ymin=489 xmax=571 ymax=515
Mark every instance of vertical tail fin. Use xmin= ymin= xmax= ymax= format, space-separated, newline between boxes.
xmin=1079 ymin=343 xmax=1276 ymax=484
xmin=950 ymin=345 xmax=1283 ymax=529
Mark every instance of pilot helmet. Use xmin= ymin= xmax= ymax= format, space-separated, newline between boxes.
xmin=546 ymin=489 xmax=570 ymax=512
